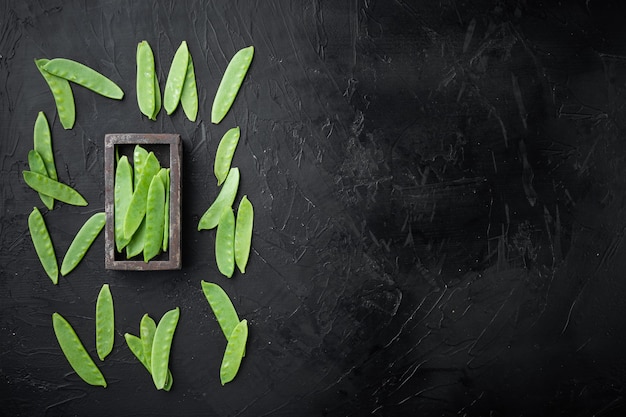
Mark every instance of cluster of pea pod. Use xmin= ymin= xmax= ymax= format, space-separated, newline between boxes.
xmin=25 ymin=41 xmax=256 ymax=388
xmin=114 ymin=146 xmax=171 ymax=262
xmin=52 ymin=281 xmax=247 ymax=388
xmin=25 ymin=111 xmax=104 ymax=283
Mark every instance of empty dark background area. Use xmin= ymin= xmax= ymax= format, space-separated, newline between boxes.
xmin=2 ymin=1 xmax=626 ymax=416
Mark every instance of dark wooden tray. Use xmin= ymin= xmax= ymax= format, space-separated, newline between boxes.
xmin=104 ymin=133 xmax=182 ymax=270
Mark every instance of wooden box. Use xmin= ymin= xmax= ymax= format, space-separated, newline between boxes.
xmin=104 ymin=133 xmax=182 ymax=270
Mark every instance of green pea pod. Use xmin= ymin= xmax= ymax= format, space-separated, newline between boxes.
xmin=114 ymin=156 xmax=133 ymax=252
xmin=52 ymin=312 xmax=107 ymax=387
xmin=32 ymin=111 xmax=57 ymax=208
xmin=201 ymin=281 xmax=240 ymax=340
xmin=211 ymin=46 xmax=254 ymax=124
xmin=125 ymin=331 xmax=173 ymax=391
xmin=136 ymin=41 xmax=157 ymax=120
xmin=214 ymin=127 xmax=240 ymax=186
xmin=163 ymin=41 xmax=189 ymax=115
xmin=43 ymin=58 xmax=124 ymax=99
xmin=124 ymin=152 xmax=160 ymax=239
xmin=125 ymin=218 xmax=146 ymax=259
xmin=143 ymin=171 xmax=166 ymax=262
xmin=27 ymin=150 xmax=54 ymax=210
xmin=35 ymin=59 xmax=76 ymax=130
xmin=152 ymin=71 xmax=162 ymax=120
xmin=33 ymin=111 xmax=58 ymax=181
xmin=161 ymin=169 xmax=171 ymax=252
xmin=180 ymin=52 xmax=198 ymax=122
xmin=151 ymin=307 xmax=180 ymax=390
xmin=125 ymin=333 xmax=150 ymax=370
xmin=23 ymin=171 xmax=88 ymax=206
xmin=95 ymin=284 xmax=114 ymax=361
xmin=198 ymin=167 xmax=240 ymax=230
xmin=133 ymin=145 xmax=149 ymax=189
xmin=234 ymin=195 xmax=254 ymax=273
xmin=140 ymin=314 xmax=157 ymax=368
xmin=28 ymin=207 xmax=58 ymax=284
xmin=215 ymin=207 xmax=236 ymax=278
xmin=220 ymin=319 xmax=248 ymax=385
xmin=60 ymin=212 xmax=106 ymax=276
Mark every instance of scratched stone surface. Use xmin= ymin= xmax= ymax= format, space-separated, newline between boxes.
xmin=2 ymin=1 xmax=626 ymax=416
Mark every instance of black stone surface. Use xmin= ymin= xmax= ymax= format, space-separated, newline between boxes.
xmin=2 ymin=1 xmax=626 ymax=416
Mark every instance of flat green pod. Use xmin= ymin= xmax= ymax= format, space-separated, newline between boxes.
xmin=133 ymin=145 xmax=149 ymax=189
xmin=124 ymin=152 xmax=160 ymax=239
xmin=60 ymin=212 xmax=105 ymax=276
xmin=163 ymin=41 xmax=189 ymax=115
xmin=23 ymin=171 xmax=88 ymax=206
xmin=95 ymin=284 xmax=114 ymax=361
xmin=43 ymin=58 xmax=124 ymax=99
xmin=140 ymin=314 xmax=157 ymax=368
xmin=28 ymin=207 xmax=58 ymax=284
xmin=52 ymin=312 xmax=106 ymax=387
xmin=114 ymin=155 xmax=133 ymax=252
xmin=211 ymin=46 xmax=254 ymax=124
xmin=198 ymin=167 xmax=240 ymax=230
xmin=33 ymin=111 xmax=57 ymax=182
xmin=201 ymin=281 xmax=240 ymax=340
xmin=215 ymin=207 xmax=236 ymax=278
xmin=143 ymin=171 xmax=166 ymax=262
xmin=180 ymin=52 xmax=198 ymax=121
xmin=214 ymin=127 xmax=240 ymax=186
xmin=219 ymin=319 xmax=248 ymax=385
xmin=27 ymin=150 xmax=54 ymax=210
xmin=35 ymin=59 xmax=75 ymax=129
xmin=150 ymin=308 xmax=180 ymax=390
xmin=126 ymin=218 xmax=146 ymax=259
xmin=159 ymin=169 xmax=171 ymax=252
xmin=136 ymin=40 xmax=157 ymax=119
xmin=234 ymin=195 xmax=254 ymax=273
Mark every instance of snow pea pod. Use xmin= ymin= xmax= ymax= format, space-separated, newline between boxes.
xmin=32 ymin=111 xmax=56 ymax=208
xmin=211 ymin=46 xmax=254 ymax=124
xmin=95 ymin=284 xmax=114 ymax=361
xmin=124 ymin=152 xmax=160 ymax=239
xmin=180 ymin=52 xmax=198 ymax=122
xmin=27 ymin=150 xmax=54 ymax=210
xmin=161 ymin=169 xmax=170 ymax=252
xmin=140 ymin=314 xmax=157 ymax=368
xmin=125 ymin=332 xmax=150 ymax=370
xmin=201 ymin=281 xmax=240 ymax=340
xmin=33 ymin=111 xmax=57 ymax=181
xmin=215 ymin=207 xmax=236 ymax=278
xmin=153 ymin=73 xmax=162 ymax=120
xmin=163 ymin=41 xmax=189 ymax=115
xmin=214 ymin=127 xmax=240 ymax=186
xmin=114 ymin=155 xmax=133 ymax=252
xmin=133 ymin=145 xmax=149 ymax=189
xmin=198 ymin=167 xmax=240 ymax=230
xmin=234 ymin=195 xmax=254 ymax=273
xmin=151 ymin=307 xmax=180 ymax=390
xmin=125 ymin=218 xmax=146 ymax=259
xmin=60 ymin=212 xmax=105 ymax=276
xmin=22 ymin=171 xmax=88 ymax=206
xmin=28 ymin=207 xmax=58 ymax=284
xmin=35 ymin=59 xmax=75 ymax=129
xmin=43 ymin=58 xmax=124 ymax=99
xmin=52 ymin=312 xmax=107 ymax=387
xmin=125 ymin=331 xmax=174 ymax=391
xmin=143 ymin=171 xmax=166 ymax=262
xmin=220 ymin=319 xmax=248 ymax=385
xmin=136 ymin=40 xmax=157 ymax=120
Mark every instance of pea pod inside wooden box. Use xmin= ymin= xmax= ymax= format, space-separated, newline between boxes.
xmin=104 ymin=133 xmax=182 ymax=270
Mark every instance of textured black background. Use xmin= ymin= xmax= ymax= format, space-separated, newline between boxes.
xmin=2 ymin=1 xmax=626 ymax=416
